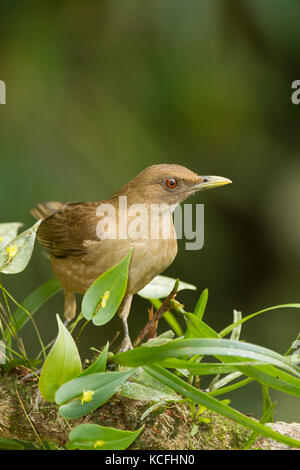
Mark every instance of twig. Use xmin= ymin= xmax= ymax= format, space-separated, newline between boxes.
xmin=134 ymin=279 xmax=179 ymax=347
xmin=109 ymin=330 xmax=120 ymax=350
xmin=1 ymin=285 xmax=46 ymax=360
xmin=14 ymin=380 xmax=46 ymax=449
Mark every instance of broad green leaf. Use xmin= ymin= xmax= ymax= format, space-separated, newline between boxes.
xmin=39 ymin=315 xmax=82 ymax=402
xmin=112 ymin=338 xmax=300 ymax=378
xmin=82 ymin=250 xmax=132 ymax=325
xmin=138 ymin=275 xmax=196 ymax=299
xmin=0 ymin=437 xmax=25 ymax=450
xmin=120 ymin=368 xmax=180 ymax=402
xmin=145 ymin=365 xmax=300 ymax=448
xmin=120 ymin=381 xmax=179 ymax=402
xmin=56 ymin=369 xmax=134 ymax=419
xmin=0 ymin=220 xmax=42 ymax=274
xmin=0 ymin=222 xmax=23 ymax=250
xmin=78 ymin=343 xmax=109 ymax=377
xmin=67 ymin=423 xmax=143 ymax=450
xmin=193 ymin=288 xmax=208 ymax=320
xmin=2 ymin=277 xmax=62 ymax=345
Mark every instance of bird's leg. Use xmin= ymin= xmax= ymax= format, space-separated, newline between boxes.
xmin=118 ymin=295 xmax=133 ymax=352
xmin=64 ymin=291 xmax=77 ymax=322
xmin=34 ymin=388 xmax=41 ymax=410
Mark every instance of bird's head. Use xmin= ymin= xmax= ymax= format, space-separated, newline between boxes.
xmin=117 ymin=164 xmax=232 ymax=206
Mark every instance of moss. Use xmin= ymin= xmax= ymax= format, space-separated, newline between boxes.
xmin=0 ymin=371 xmax=253 ymax=450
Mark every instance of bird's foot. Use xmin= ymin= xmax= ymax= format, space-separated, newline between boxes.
xmin=34 ymin=388 xmax=41 ymax=411
xmin=21 ymin=368 xmax=41 ymax=381
xmin=118 ymin=336 xmax=133 ymax=353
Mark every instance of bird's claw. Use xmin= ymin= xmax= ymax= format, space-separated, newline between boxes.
xmin=118 ymin=336 xmax=133 ymax=353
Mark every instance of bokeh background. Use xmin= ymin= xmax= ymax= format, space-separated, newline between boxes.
xmin=1 ymin=0 xmax=300 ymax=421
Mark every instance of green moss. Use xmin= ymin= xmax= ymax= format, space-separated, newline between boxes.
xmin=0 ymin=373 xmax=252 ymax=450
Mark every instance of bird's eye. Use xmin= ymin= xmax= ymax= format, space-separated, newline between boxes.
xmin=165 ymin=178 xmax=178 ymax=189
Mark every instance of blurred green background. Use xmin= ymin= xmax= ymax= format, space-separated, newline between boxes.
xmin=1 ymin=0 xmax=300 ymax=421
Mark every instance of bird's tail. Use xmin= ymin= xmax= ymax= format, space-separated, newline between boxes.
xmin=31 ymin=201 xmax=66 ymax=220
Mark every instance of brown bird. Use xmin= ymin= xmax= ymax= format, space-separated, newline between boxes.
xmin=31 ymin=164 xmax=231 ymax=350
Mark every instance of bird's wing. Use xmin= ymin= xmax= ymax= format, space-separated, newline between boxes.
xmin=36 ymin=202 xmax=100 ymax=258
xmin=31 ymin=201 xmax=67 ymax=220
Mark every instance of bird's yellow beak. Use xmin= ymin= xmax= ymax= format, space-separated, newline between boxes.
xmin=191 ymin=175 xmax=232 ymax=191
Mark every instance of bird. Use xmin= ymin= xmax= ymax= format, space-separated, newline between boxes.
xmin=31 ymin=164 xmax=231 ymax=350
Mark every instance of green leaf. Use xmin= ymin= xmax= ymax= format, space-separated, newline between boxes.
xmin=0 ymin=222 xmax=23 ymax=250
xmin=244 ymin=385 xmax=277 ymax=449
xmin=156 ymin=359 xmax=265 ymax=376
xmin=163 ymin=311 xmax=183 ymax=336
xmin=141 ymin=402 xmax=166 ymax=420
xmin=219 ymin=303 xmax=300 ymax=338
xmin=67 ymin=423 xmax=143 ymax=450
xmin=0 ymin=358 xmax=41 ymax=373
xmin=78 ymin=343 xmax=109 ymax=377
xmin=2 ymin=277 xmax=62 ymax=345
xmin=0 ymin=220 xmax=42 ymax=274
xmin=138 ymin=275 xmax=196 ymax=299
xmin=230 ymin=310 xmax=242 ymax=341
xmin=193 ymin=288 xmax=208 ymax=320
xmin=39 ymin=315 xmax=82 ymax=402
xmin=184 ymin=312 xmax=219 ymax=339
xmin=232 ymin=364 xmax=300 ymax=397
xmin=82 ymin=250 xmax=132 ymax=326
xmin=208 ymin=378 xmax=253 ymax=397
xmin=0 ymin=437 xmax=25 ymax=450
xmin=208 ymin=371 xmax=243 ymax=392
xmin=144 ymin=331 xmax=174 ymax=347
xmin=180 ymin=312 xmax=300 ymax=397
xmin=112 ymin=338 xmax=300 ymax=378
xmin=120 ymin=368 xmax=180 ymax=402
xmin=56 ymin=369 xmax=134 ymax=419
xmin=144 ymin=365 xmax=300 ymax=449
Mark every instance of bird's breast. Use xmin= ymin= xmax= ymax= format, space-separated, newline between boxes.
xmin=127 ymin=235 xmax=178 ymax=293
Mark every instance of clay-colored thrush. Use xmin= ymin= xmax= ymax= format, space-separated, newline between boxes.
xmin=31 ymin=164 xmax=231 ymax=350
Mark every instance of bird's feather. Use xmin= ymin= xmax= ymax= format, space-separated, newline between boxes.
xmin=34 ymin=201 xmax=100 ymax=258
